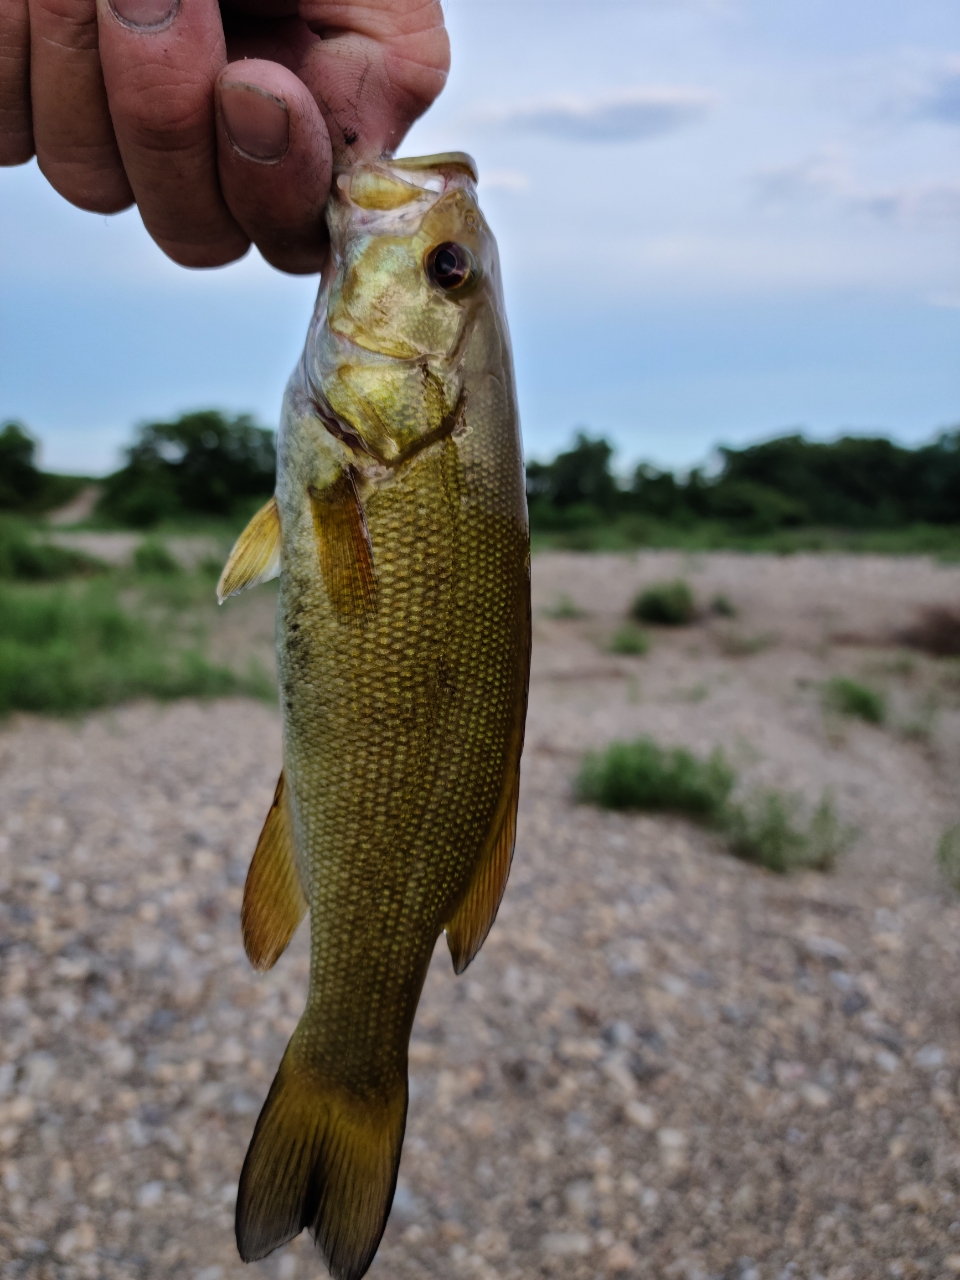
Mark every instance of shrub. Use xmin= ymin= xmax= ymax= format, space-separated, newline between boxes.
xmin=726 ymin=790 xmax=853 ymax=873
xmin=937 ymin=825 xmax=960 ymax=891
xmin=823 ymin=676 xmax=885 ymax=724
xmin=631 ymin=579 xmax=695 ymax=626
xmin=134 ymin=539 xmax=181 ymax=575
xmin=577 ymin=735 xmax=853 ymax=874
xmin=711 ymin=593 xmax=737 ymax=617
xmin=543 ymin=594 xmax=587 ymax=619
xmin=609 ymin=624 xmax=649 ymax=655
xmin=576 ymin=736 xmax=734 ymax=819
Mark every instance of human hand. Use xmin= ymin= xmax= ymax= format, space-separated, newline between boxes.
xmin=0 ymin=0 xmax=449 ymax=271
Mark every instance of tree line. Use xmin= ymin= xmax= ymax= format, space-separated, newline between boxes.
xmin=3 ymin=412 xmax=960 ymax=532
xmin=527 ymin=429 xmax=960 ymax=533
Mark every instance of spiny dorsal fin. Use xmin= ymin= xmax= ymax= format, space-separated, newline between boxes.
xmin=445 ymin=768 xmax=521 ymax=975
xmin=217 ymin=496 xmax=282 ymax=603
xmin=242 ymin=773 xmax=307 ymax=972
xmin=236 ymin=1038 xmax=407 ymax=1280
xmin=308 ymin=470 xmax=377 ymax=621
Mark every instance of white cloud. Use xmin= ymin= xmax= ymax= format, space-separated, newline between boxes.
xmin=470 ymin=87 xmax=712 ymax=144
xmin=915 ymin=59 xmax=960 ymax=125
xmin=752 ymin=149 xmax=960 ymax=225
xmin=752 ymin=149 xmax=851 ymax=206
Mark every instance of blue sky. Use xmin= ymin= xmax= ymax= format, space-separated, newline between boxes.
xmin=1 ymin=0 xmax=959 ymax=475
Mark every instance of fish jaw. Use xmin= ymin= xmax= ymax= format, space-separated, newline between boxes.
xmin=298 ymin=157 xmax=504 ymax=469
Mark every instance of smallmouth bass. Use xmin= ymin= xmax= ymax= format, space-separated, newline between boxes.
xmin=217 ymin=152 xmax=530 ymax=1280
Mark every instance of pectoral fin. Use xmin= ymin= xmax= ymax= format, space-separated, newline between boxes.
xmin=242 ymin=773 xmax=307 ymax=972
xmin=445 ymin=768 xmax=521 ymax=975
xmin=309 ymin=470 xmax=377 ymax=621
xmin=217 ymin=496 xmax=282 ymax=603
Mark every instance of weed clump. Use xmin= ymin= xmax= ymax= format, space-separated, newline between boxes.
xmin=711 ymin=593 xmax=737 ymax=617
xmin=576 ymin=736 xmax=734 ymax=818
xmin=133 ymin=539 xmax=181 ymax=575
xmin=609 ymin=624 xmax=649 ymax=656
xmin=577 ymin=735 xmax=854 ymax=873
xmin=823 ymin=676 xmax=885 ymax=724
xmin=631 ymin=579 xmax=695 ymax=626
xmin=726 ymin=790 xmax=853 ymax=873
xmin=544 ymin=594 xmax=588 ymax=619
xmin=937 ymin=825 xmax=960 ymax=891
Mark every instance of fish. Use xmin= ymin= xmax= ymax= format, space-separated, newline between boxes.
xmin=216 ymin=152 xmax=530 ymax=1280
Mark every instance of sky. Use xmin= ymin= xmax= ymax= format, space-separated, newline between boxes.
xmin=1 ymin=0 xmax=959 ymax=475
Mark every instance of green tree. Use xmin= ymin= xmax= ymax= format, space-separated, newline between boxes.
xmin=98 ymin=410 xmax=276 ymax=527
xmin=0 ymin=421 xmax=43 ymax=511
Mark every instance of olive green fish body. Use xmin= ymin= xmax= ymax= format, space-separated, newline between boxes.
xmin=223 ymin=154 xmax=529 ymax=1280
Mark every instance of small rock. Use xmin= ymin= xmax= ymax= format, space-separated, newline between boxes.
xmin=540 ymin=1231 xmax=593 ymax=1256
xmin=136 ymin=1180 xmax=164 ymax=1208
xmin=800 ymin=935 xmax=849 ymax=962
xmin=801 ymin=1084 xmax=831 ymax=1110
xmin=55 ymin=1221 xmax=96 ymax=1258
xmin=625 ymin=1100 xmax=656 ymax=1130
xmin=605 ymin=1241 xmax=638 ymax=1273
xmin=913 ymin=1044 xmax=945 ymax=1069
xmin=895 ymin=1182 xmax=935 ymax=1213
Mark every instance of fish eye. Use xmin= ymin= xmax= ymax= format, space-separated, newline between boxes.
xmin=425 ymin=242 xmax=476 ymax=292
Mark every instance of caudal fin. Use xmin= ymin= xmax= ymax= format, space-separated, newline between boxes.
xmin=235 ymin=1042 xmax=407 ymax=1280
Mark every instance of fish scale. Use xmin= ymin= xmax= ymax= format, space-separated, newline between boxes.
xmin=217 ymin=152 xmax=529 ymax=1280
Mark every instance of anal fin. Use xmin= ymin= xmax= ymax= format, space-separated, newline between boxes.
xmin=445 ymin=767 xmax=521 ymax=975
xmin=309 ymin=469 xmax=377 ymax=621
xmin=217 ymin=496 xmax=281 ymax=603
xmin=242 ymin=772 xmax=307 ymax=972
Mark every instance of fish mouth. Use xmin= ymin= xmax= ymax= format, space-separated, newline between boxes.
xmin=309 ymin=388 xmax=467 ymax=474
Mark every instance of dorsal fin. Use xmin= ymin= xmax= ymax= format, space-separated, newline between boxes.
xmin=241 ymin=773 xmax=307 ymax=972
xmin=445 ymin=768 xmax=521 ymax=974
xmin=309 ymin=470 xmax=378 ymax=621
xmin=217 ymin=496 xmax=282 ymax=603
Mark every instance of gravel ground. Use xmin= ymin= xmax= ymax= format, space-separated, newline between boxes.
xmin=3 ymin=551 xmax=960 ymax=1280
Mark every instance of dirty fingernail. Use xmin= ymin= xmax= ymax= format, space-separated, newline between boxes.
xmin=109 ymin=0 xmax=179 ymax=30
xmin=220 ymin=83 xmax=289 ymax=162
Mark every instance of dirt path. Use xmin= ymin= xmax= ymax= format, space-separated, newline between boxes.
xmin=2 ymin=553 xmax=960 ymax=1280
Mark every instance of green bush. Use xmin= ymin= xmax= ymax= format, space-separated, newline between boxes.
xmin=0 ymin=520 xmax=99 ymax=581
xmin=937 ymin=825 xmax=960 ymax=891
xmin=134 ymin=539 xmax=181 ymax=575
xmin=577 ymin=734 xmax=853 ymax=874
xmin=576 ymin=736 xmax=734 ymax=819
xmin=0 ymin=580 xmax=271 ymax=716
xmin=609 ymin=624 xmax=649 ymax=655
xmin=711 ymin=593 xmax=737 ymax=617
xmin=726 ymin=790 xmax=853 ymax=873
xmin=543 ymin=594 xmax=587 ymax=619
xmin=823 ymin=676 xmax=885 ymax=724
xmin=631 ymin=579 xmax=695 ymax=626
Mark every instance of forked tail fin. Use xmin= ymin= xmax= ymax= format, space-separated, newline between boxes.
xmin=236 ymin=1037 xmax=407 ymax=1280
